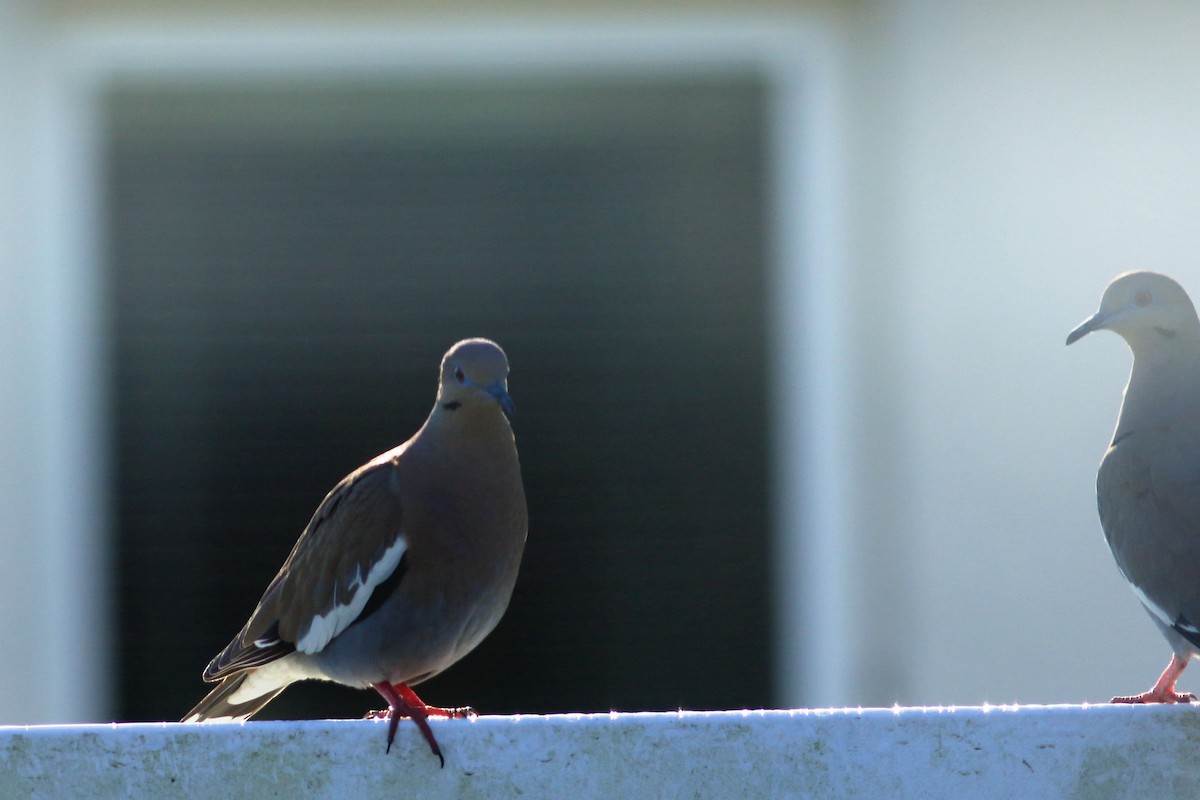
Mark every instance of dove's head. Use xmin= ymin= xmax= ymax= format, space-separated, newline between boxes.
xmin=436 ymin=338 xmax=515 ymax=421
xmin=1067 ymin=271 xmax=1200 ymax=354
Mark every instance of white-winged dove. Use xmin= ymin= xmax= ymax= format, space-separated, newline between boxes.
xmin=1068 ymin=271 xmax=1200 ymax=703
xmin=182 ymin=338 xmax=528 ymax=764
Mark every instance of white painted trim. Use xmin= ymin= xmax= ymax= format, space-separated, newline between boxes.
xmin=10 ymin=1 xmax=114 ymax=725
xmin=37 ymin=10 xmax=849 ymax=715
xmin=31 ymin=48 xmax=114 ymax=724
xmin=762 ymin=19 xmax=851 ymax=707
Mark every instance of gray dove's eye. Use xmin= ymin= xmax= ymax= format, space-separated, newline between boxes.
xmin=1135 ymin=290 xmax=1152 ymax=307
xmin=454 ymin=366 xmax=466 ymax=384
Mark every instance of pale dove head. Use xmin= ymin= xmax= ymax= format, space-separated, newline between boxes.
xmin=1067 ymin=270 xmax=1200 ymax=354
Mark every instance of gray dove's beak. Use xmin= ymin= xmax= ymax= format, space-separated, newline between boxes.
xmin=489 ymin=382 xmax=516 ymax=421
xmin=1066 ymin=312 xmax=1107 ymax=346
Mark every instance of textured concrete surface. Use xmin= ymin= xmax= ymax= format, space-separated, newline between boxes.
xmin=2 ymin=705 xmax=1199 ymax=798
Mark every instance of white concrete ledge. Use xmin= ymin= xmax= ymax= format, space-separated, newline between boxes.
xmin=3 ymin=705 xmax=1200 ymax=798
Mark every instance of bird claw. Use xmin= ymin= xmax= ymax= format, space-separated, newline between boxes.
xmin=371 ymin=682 xmax=476 ymax=768
xmin=431 ymin=705 xmax=477 ymax=719
xmin=1111 ymin=654 xmax=1198 ymax=704
xmin=384 ymin=705 xmax=444 ymax=767
xmin=365 ymin=704 xmax=475 ymax=720
xmin=1111 ymin=690 xmax=1198 ymax=704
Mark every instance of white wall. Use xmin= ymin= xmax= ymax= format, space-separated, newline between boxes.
xmin=858 ymin=0 xmax=1200 ymax=704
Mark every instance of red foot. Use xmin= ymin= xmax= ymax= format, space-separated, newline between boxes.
xmin=370 ymin=682 xmax=476 ymax=767
xmin=395 ymin=683 xmax=477 ymax=720
xmin=1110 ymin=653 xmax=1198 ymax=704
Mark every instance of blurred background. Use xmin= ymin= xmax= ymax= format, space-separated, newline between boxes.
xmin=3 ymin=0 xmax=1200 ymax=724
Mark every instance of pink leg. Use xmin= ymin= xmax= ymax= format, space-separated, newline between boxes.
xmin=1111 ymin=653 xmax=1198 ymax=704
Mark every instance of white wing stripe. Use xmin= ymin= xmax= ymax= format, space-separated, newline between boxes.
xmin=1131 ymin=582 xmax=1179 ymax=630
xmin=295 ymin=535 xmax=407 ymax=654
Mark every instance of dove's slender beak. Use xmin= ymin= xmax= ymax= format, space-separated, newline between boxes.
xmin=488 ymin=382 xmax=516 ymax=421
xmin=1066 ymin=311 xmax=1107 ymax=346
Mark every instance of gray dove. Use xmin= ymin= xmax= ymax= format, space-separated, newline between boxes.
xmin=1068 ymin=271 xmax=1200 ymax=703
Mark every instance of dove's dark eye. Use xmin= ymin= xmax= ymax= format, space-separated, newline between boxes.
xmin=454 ymin=366 xmax=466 ymax=384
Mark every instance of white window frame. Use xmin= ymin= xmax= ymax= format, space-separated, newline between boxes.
xmin=24 ymin=12 xmax=850 ymax=720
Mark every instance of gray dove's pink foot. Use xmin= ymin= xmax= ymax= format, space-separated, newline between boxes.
xmin=1111 ymin=688 xmax=1197 ymax=704
xmin=1110 ymin=653 xmax=1197 ymax=704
